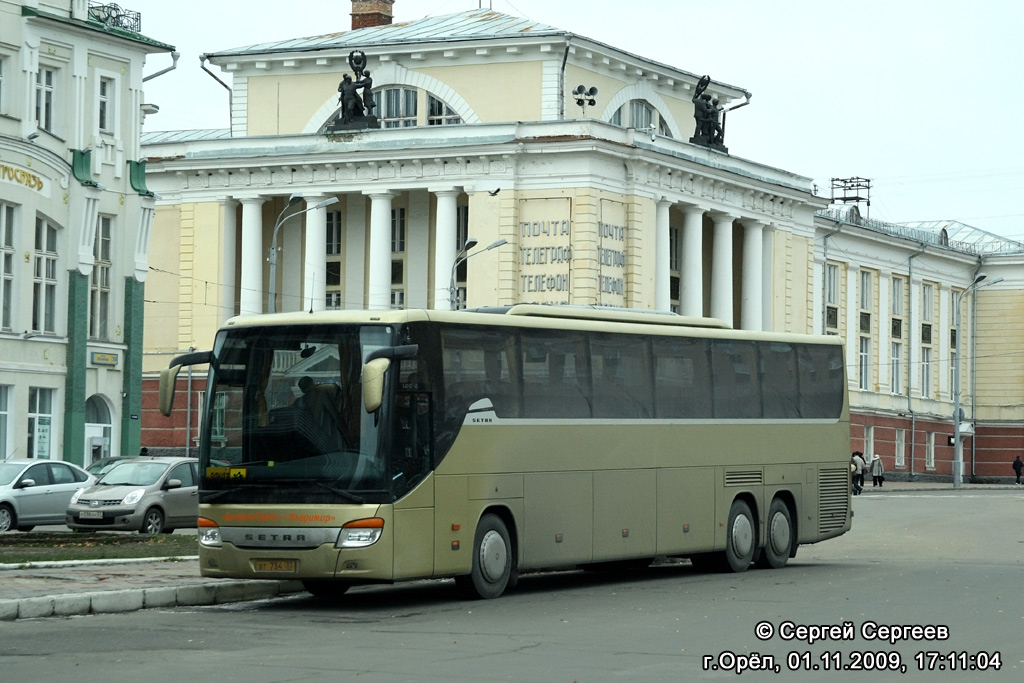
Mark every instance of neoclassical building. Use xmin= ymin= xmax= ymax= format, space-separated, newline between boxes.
xmin=140 ymin=2 xmax=1024 ymax=478
xmin=0 ymin=0 xmax=173 ymax=463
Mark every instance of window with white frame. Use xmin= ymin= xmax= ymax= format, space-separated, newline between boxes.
xmin=669 ymin=226 xmax=680 ymax=314
xmin=455 ymin=205 xmax=470 ymax=305
xmin=35 ymin=66 xmax=56 ymax=131
xmin=921 ymin=347 xmax=932 ymax=399
xmin=98 ymin=77 xmax=114 ymax=133
xmin=211 ymin=393 xmax=228 ymax=443
xmin=89 ymin=215 xmax=112 ymax=340
xmin=1 ymin=202 xmax=14 ymax=331
xmin=325 ymin=210 xmax=342 ymax=310
xmin=427 ymin=94 xmax=461 ymax=126
xmin=921 ymin=283 xmax=934 ymax=322
xmin=390 ymin=207 xmax=406 ymax=308
xmin=826 ymin=263 xmax=839 ymax=305
xmin=891 ymin=276 xmax=904 ymax=315
xmin=891 ymin=341 xmax=902 ymax=394
xmin=28 ymin=387 xmax=55 ymax=459
xmin=609 ymin=99 xmax=671 ymax=137
xmin=894 ymin=428 xmax=906 ymax=468
xmin=32 ymin=217 xmax=58 ymax=334
xmin=859 ymin=336 xmax=870 ymax=391
xmin=373 ymin=87 xmax=417 ymax=128
xmin=0 ymin=55 xmax=6 ymax=115
xmin=949 ymin=328 xmax=958 ymax=397
xmin=925 ymin=432 xmax=935 ymax=469
xmin=860 ymin=270 xmax=872 ymax=310
xmin=0 ymin=385 xmax=9 ymax=458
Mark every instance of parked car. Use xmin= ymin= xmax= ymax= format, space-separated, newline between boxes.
xmin=66 ymin=457 xmax=199 ymax=534
xmin=0 ymin=459 xmax=96 ymax=532
xmin=86 ymin=456 xmax=135 ymax=477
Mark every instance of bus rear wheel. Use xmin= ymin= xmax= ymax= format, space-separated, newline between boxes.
xmin=756 ymin=498 xmax=794 ymax=569
xmin=724 ymin=499 xmax=756 ymax=572
xmin=460 ymin=514 xmax=516 ymax=599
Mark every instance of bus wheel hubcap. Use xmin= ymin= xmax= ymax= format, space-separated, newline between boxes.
xmin=769 ymin=513 xmax=790 ymax=553
xmin=479 ymin=530 xmax=507 ymax=583
xmin=731 ymin=515 xmax=753 ymax=557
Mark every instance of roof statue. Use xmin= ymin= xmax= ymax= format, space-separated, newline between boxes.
xmin=326 ymin=50 xmax=380 ymax=132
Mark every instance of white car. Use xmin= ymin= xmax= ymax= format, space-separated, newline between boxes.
xmin=0 ymin=459 xmax=96 ymax=532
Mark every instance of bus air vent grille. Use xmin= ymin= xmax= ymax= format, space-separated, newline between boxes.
xmin=724 ymin=470 xmax=763 ymax=487
xmin=817 ymin=467 xmax=850 ymax=534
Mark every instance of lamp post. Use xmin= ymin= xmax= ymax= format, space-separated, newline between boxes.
xmin=449 ymin=237 xmax=507 ymax=310
xmin=952 ymin=273 xmax=1002 ymax=488
xmin=267 ymin=194 xmax=339 ymax=313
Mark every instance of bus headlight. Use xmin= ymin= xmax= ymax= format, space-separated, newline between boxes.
xmin=197 ymin=517 xmax=222 ymax=547
xmin=336 ymin=518 xmax=384 ymax=548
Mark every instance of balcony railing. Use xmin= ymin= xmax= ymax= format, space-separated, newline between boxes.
xmin=88 ymin=2 xmax=141 ymax=33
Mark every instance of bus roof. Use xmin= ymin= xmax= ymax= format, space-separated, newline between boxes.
xmin=221 ymin=307 xmax=841 ymax=347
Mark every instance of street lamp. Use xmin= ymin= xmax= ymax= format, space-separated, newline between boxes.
xmin=449 ymin=237 xmax=507 ymax=310
xmin=952 ymin=272 xmax=1003 ymax=488
xmin=267 ymin=194 xmax=339 ymax=313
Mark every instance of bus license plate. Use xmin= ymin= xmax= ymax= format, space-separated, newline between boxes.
xmin=79 ymin=510 xmax=103 ymax=519
xmin=253 ymin=559 xmax=296 ymax=573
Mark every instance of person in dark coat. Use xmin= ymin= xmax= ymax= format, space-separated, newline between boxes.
xmin=1013 ymin=456 xmax=1023 ymax=485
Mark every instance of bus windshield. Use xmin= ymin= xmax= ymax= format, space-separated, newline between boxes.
xmin=199 ymin=323 xmax=402 ymax=504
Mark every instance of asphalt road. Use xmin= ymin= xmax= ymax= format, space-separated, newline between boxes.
xmin=3 ymin=490 xmax=1022 ymax=682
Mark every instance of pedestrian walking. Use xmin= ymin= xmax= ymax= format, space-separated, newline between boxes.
xmin=851 ymin=451 xmax=866 ymax=495
xmin=870 ymin=454 xmax=885 ymax=487
xmin=1013 ymin=455 xmax=1023 ymax=485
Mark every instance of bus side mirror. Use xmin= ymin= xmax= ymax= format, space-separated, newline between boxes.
xmin=159 ymin=364 xmax=184 ymax=417
xmin=362 ymin=358 xmax=391 ymax=413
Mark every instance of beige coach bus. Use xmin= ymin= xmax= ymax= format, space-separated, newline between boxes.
xmin=160 ymin=305 xmax=851 ymax=599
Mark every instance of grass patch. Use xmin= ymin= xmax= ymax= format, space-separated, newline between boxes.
xmin=0 ymin=532 xmax=198 ymax=565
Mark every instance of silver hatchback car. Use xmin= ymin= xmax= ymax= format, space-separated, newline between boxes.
xmin=66 ymin=456 xmax=199 ymax=534
xmin=0 ymin=459 xmax=96 ymax=532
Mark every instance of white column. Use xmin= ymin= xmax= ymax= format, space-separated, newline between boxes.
xmin=239 ymin=197 xmax=265 ymax=315
xmin=655 ymin=199 xmax=672 ymax=312
xmin=432 ymin=189 xmax=460 ymax=310
xmin=366 ymin=191 xmax=395 ymax=310
xmin=303 ymin=195 xmax=331 ymax=312
xmin=740 ymin=219 xmax=764 ymax=331
xmin=710 ymin=213 xmax=735 ymax=326
xmin=219 ymin=199 xmax=238 ymax=322
xmin=761 ymin=224 xmax=775 ymax=332
xmin=680 ymin=205 xmax=704 ymax=317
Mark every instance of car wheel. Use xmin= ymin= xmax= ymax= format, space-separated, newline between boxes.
xmin=140 ymin=508 xmax=165 ymax=535
xmin=755 ymin=498 xmax=794 ymax=569
xmin=0 ymin=504 xmax=14 ymax=533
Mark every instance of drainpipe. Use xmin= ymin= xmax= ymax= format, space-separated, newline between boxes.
xmin=200 ymin=54 xmax=232 ymax=93
xmin=905 ymin=245 xmax=926 ymax=477
xmin=558 ymin=37 xmax=574 ymax=120
xmin=143 ymin=51 xmax=180 ymax=82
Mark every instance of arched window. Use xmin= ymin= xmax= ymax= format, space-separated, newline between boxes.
xmin=608 ymin=99 xmax=673 ymax=138
xmin=371 ymin=88 xmax=463 ymax=128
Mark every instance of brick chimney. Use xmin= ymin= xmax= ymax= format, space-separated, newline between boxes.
xmin=352 ymin=0 xmax=395 ymax=30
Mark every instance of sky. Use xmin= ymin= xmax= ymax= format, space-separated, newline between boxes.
xmin=130 ymin=0 xmax=1024 ymax=242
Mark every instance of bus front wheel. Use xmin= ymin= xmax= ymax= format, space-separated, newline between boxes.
xmin=460 ymin=514 xmax=516 ymax=599
xmin=756 ymin=498 xmax=793 ymax=569
xmin=302 ymin=579 xmax=351 ymax=599
xmin=724 ymin=499 xmax=756 ymax=572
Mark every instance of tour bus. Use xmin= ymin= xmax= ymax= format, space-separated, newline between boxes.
xmin=160 ymin=305 xmax=851 ymax=599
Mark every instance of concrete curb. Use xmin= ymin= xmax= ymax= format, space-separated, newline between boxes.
xmin=0 ymin=578 xmax=305 ymax=621
xmin=0 ymin=555 xmax=200 ymax=571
